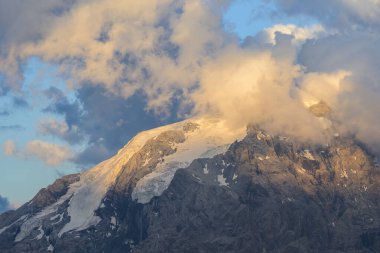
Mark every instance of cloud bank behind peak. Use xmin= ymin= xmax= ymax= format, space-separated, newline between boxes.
xmin=1 ymin=0 xmax=380 ymax=158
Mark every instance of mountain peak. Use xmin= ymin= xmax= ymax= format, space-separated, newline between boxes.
xmin=1 ymin=118 xmax=379 ymax=253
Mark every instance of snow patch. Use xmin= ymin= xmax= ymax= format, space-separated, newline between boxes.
xmin=203 ymin=164 xmax=209 ymax=174
xmin=341 ymin=169 xmax=348 ymax=179
xmin=15 ymin=192 xmax=72 ymax=242
xmin=217 ymin=174 xmax=228 ymax=186
xmin=34 ymin=226 xmax=44 ymax=240
xmin=132 ymin=118 xmax=245 ymax=204
xmin=0 ymin=225 xmax=11 ymax=235
xmin=51 ymin=213 xmax=64 ymax=225
xmin=110 ymin=216 xmax=117 ymax=226
xmin=47 ymin=244 xmax=54 ymax=252
xmin=50 ymin=214 xmax=60 ymax=221
xmin=302 ymin=150 xmax=315 ymax=160
xmin=233 ymin=173 xmax=238 ymax=181
xmin=143 ymin=156 xmax=152 ymax=167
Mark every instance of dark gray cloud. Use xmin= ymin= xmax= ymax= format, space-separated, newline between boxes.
xmin=0 ymin=195 xmax=10 ymax=214
xmin=43 ymin=85 xmax=179 ymax=166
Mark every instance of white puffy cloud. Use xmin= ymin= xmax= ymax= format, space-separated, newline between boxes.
xmin=0 ymin=0 xmax=232 ymax=115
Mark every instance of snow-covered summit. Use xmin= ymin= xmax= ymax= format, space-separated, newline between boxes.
xmin=63 ymin=117 xmax=245 ymax=233
xmin=9 ymin=117 xmax=246 ymax=240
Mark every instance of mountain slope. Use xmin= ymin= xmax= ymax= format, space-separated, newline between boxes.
xmin=0 ymin=118 xmax=379 ymax=253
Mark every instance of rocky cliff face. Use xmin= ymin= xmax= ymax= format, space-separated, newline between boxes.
xmin=0 ymin=118 xmax=379 ymax=253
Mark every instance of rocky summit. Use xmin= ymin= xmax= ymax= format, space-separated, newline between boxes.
xmin=0 ymin=117 xmax=379 ymax=253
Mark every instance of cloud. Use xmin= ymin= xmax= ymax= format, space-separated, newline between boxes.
xmin=4 ymin=138 xmax=74 ymax=166
xmin=38 ymin=118 xmax=81 ymax=145
xmin=192 ymin=46 xmax=329 ymax=142
xmin=3 ymin=140 xmax=16 ymax=156
xmin=23 ymin=140 xmax=73 ymax=166
xmin=274 ymin=0 xmax=380 ymax=30
xmin=0 ymin=195 xmax=11 ymax=213
xmin=1 ymin=0 xmax=232 ymax=113
xmin=0 ymin=0 xmax=380 ymax=159
xmin=259 ymin=24 xmax=326 ymax=45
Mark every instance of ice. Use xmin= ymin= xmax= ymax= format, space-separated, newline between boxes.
xmin=132 ymin=118 xmax=245 ymax=204
xmin=58 ymin=122 xmax=173 ymax=236
xmin=13 ymin=117 xmax=245 ymax=240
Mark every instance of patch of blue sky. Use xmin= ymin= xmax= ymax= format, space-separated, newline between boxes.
xmin=0 ymin=57 xmax=80 ymax=204
xmin=223 ymin=0 xmax=319 ymax=39
xmin=0 ymin=57 xmax=75 ymax=147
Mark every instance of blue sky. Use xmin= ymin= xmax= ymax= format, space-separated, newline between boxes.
xmin=1 ymin=0 xmax=379 ymax=210
xmin=0 ymin=58 xmax=79 ymax=204
xmin=223 ymin=0 xmax=317 ymax=38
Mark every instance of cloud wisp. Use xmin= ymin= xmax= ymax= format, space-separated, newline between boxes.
xmin=3 ymin=139 xmax=73 ymax=166
xmin=0 ymin=0 xmax=380 ymax=158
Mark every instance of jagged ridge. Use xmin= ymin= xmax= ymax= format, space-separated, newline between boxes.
xmin=0 ymin=119 xmax=379 ymax=253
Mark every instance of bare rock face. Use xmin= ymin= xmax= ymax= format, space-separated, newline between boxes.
xmin=132 ymin=128 xmax=380 ymax=253
xmin=309 ymin=101 xmax=332 ymax=118
xmin=0 ymin=124 xmax=379 ymax=253
xmin=113 ymin=130 xmax=186 ymax=195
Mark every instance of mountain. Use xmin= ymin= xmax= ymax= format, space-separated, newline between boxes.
xmin=0 ymin=117 xmax=379 ymax=253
